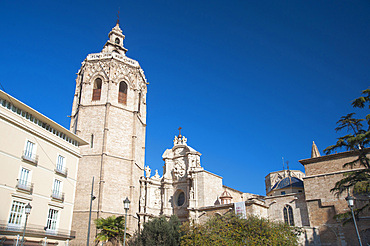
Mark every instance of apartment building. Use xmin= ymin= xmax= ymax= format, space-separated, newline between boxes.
xmin=0 ymin=90 xmax=87 ymax=245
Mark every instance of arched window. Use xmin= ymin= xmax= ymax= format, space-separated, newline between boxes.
xmin=115 ymin=38 xmax=120 ymax=44
xmin=92 ymin=78 xmax=102 ymax=101
xmin=283 ymin=205 xmax=294 ymax=226
xmin=138 ymin=92 xmax=141 ymax=113
xmin=118 ymin=82 xmax=127 ymax=104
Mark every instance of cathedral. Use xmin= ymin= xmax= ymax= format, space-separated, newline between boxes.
xmin=68 ymin=22 xmax=369 ymax=245
xmin=0 ymin=19 xmax=369 ymax=246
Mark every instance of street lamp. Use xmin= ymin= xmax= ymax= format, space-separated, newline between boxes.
xmin=20 ymin=203 xmax=32 ymax=246
xmin=123 ymin=197 xmax=130 ymax=246
xmin=345 ymin=194 xmax=363 ymax=246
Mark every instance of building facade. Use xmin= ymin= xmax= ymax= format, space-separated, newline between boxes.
xmin=69 ymin=22 xmax=148 ymax=245
xmin=300 ymin=147 xmax=370 ymax=245
xmin=0 ymin=90 xmax=87 ymax=245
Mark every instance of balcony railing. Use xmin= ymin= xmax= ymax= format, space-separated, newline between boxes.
xmin=0 ymin=220 xmax=75 ymax=240
xmin=55 ymin=166 xmax=68 ymax=177
xmin=51 ymin=190 xmax=64 ymax=202
xmin=21 ymin=151 xmax=38 ymax=165
xmin=16 ymin=179 xmax=34 ymax=194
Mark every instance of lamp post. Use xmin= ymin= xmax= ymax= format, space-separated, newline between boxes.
xmin=123 ymin=197 xmax=130 ymax=246
xmin=20 ymin=203 xmax=32 ymax=246
xmin=86 ymin=177 xmax=96 ymax=246
xmin=345 ymin=195 xmax=363 ymax=246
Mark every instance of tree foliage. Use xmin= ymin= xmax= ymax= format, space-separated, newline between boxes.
xmin=95 ymin=215 xmax=127 ymax=245
xmin=128 ymin=215 xmax=182 ymax=246
xmin=323 ymin=88 xmax=370 ymax=219
xmin=180 ymin=214 xmax=300 ymax=246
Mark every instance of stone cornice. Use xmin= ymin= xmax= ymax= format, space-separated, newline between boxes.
xmin=86 ymin=52 xmax=140 ymax=68
xmin=299 ymin=148 xmax=370 ymax=165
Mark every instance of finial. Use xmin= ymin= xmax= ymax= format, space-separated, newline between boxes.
xmin=116 ymin=8 xmax=120 ymax=25
xmin=286 ymin=161 xmax=289 ymax=170
xmin=178 ymin=127 xmax=182 ymax=138
xmin=311 ymin=141 xmax=321 ymax=158
xmin=282 ymin=157 xmax=285 ymax=170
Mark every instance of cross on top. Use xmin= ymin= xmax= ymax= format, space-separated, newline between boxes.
xmin=117 ymin=9 xmax=120 ymax=24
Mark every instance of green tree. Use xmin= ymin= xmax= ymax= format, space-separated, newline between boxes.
xmin=129 ymin=215 xmax=182 ymax=246
xmin=324 ymin=88 xmax=370 ymax=217
xmin=94 ymin=215 xmax=127 ymax=245
xmin=180 ymin=214 xmax=300 ymax=246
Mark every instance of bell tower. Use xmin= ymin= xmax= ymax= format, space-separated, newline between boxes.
xmin=70 ymin=22 xmax=148 ymax=245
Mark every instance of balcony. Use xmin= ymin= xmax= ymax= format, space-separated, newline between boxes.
xmin=55 ymin=166 xmax=68 ymax=177
xmin=51 ymin=190 xmax=64 ymax=202
xmin=21 ymin=151 xmax=38 ymax=165
xmin=0 ymin=220 xmax=75 ymax=241
xmin=16 ymin=179 xmax=34 ymax=194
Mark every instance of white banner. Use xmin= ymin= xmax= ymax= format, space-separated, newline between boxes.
xmin=234 ymin=201 xmax=247 ymax=219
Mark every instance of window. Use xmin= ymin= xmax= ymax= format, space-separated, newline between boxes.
xmin=23 ymin=140 xmax=38 ymax=164
xmin=46 ymin=209 xmax=59 ymax=231
xmin=17 ymin=168 xmax=32 ymax=192
xmin=138 ymin=92 xmax=141 ymax=113
xmin=92 ymin=78 xmax=102 ymax=101
xmin=283 ymin=205 xmax=294 ymax=226
xmin=118 ymin=82 xmax=127 ymax=104
xmin=52 ymin=179 xmax=63 ymax=201
xmin=115 ymin=38 xmax=120 ymax=44
xmin=25 ymin=140 xmax=35 ymax=159
xmin=8 ymin=201 xmax=25 ymax=226
xmin=177 ymin=192 xmax=185 ymax=206
xmin=281 ymin=191 xmax=286 ymax=195
xmin=90 ymin=134 xmax=94 ymax=148
xmin=19 ymin=168 xmax=30 ymax=186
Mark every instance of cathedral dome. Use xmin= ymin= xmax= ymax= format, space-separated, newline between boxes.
xmin=271 ymin=176 xmax=303 ymax=190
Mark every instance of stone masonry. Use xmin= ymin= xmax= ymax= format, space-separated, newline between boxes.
xmin=70 ymin=23 xmax=148 ymax=245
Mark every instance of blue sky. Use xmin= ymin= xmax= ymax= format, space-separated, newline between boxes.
xmin=1 ymin=1 xmax=369 ymax=195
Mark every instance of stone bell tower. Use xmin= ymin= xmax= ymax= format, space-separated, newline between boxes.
xmin=70 ymin=22 xmax=148 ymax=245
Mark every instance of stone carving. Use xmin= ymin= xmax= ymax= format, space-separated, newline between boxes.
xmin=188 ymin=155 xmax=201 ymax=168
xmin=174 ymin=147 xmax=185 ymax=156
xmin=190 ymin=187 xmax=195 ymax=200
xmin=153 ymin=189 xmax=161 ymax=208
xmin=152 ymin=170 xmax=160 ymax=180
xmin=145 ymin=166 xmax=151 ymax=178
xmin=140 ymin=195 xmax=145 ymax=207
xmin=174 ymin=135 xmax=187 ymax=146
xmin=173 ymin=158 xmax=186 ymax=179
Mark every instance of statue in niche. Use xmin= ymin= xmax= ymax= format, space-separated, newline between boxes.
xmin=140 ymin=195 xmax=145 ymax=207
xmin=153 ymin=189 xmax=161 ymax=208
xmin=145 ymin=166 xmax=151 ymax=178
xmin=190 ymin=187 xmax=195 ymax=200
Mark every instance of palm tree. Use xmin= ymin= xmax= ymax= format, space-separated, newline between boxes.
xmin=94 ymin=215 xmax=127 ymax=245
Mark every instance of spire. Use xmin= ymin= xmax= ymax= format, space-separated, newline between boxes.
xmin=117 ymin=9 xmax=120 ymax=25
xmin=102 ymin=21 xmax=128 ymax=54
xmin=311 ymin=141 xmax=321 ymax=158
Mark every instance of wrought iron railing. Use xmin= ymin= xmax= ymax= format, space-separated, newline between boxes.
xmin=16 ymin=179 xmax=34 ymax=194
xmin=21 ymin=151 xmax=38 ymax=165
xmin=0 ymin=220 xmax=75 ymax=240
xmin=51 ymin=191 xmax=65 ymax=202
xmin=55 ymin=166 xmax=68 ymax=177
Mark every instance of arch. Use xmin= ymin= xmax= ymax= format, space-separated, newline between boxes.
xmin=115 ymin=38 xmax=120 ymax=44
xmin=92 ymin=78 xmax=102 ymax=101
xmin=118 ymin=81 xmax=128 ymax=104
xmin=174 ymin=190 xmax=185 ymax=207
xmin=283 ymin=205 xmax=294 ymax=226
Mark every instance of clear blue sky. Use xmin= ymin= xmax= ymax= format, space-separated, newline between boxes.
xmin=1 ymin=1 xmax=369 ymax=195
